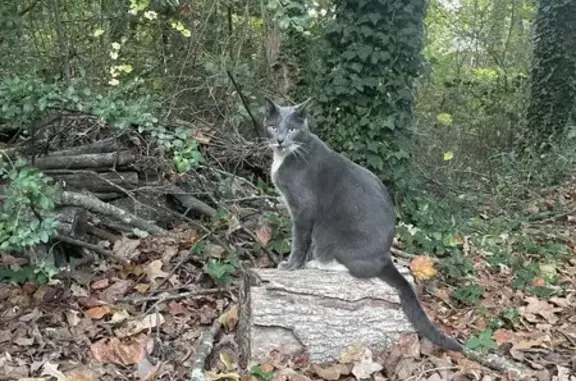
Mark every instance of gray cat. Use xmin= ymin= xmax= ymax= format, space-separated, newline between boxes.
xmin=263 ymin=96 xmax=464 ymax=353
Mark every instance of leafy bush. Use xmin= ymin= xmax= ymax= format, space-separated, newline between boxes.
xmin=0 ymin=159 xmax=59 ymax=251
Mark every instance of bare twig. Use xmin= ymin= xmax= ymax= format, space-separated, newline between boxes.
xmin=226 ymin=69 xmax=261 ymax=137
xmin=53 ymin=233 xmax=128 ymax=263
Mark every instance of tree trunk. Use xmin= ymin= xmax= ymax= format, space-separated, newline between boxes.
xmin=526 ymin=0 xmax=576 ymax=144
xmin=238 ymin=268 xmax=417 ymax=367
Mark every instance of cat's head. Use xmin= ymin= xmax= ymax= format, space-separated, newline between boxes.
xmin=263 ymin=97 xmax=312 ymax=151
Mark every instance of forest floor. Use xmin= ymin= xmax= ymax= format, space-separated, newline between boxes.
xmin=0 ymin=177 xmax=575 ymax=381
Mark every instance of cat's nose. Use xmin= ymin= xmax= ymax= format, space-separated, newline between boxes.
xmin=277 ymin=138 xmax=285 ymax=145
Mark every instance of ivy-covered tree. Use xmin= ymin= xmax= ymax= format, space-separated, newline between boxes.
xmin=311 ymin=0 xmax=427 ymax=198
xmin=526 ymin=0 xmax=576 ymax=144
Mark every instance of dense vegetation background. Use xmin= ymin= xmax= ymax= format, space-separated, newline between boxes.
xmin=1 ymin=0 xmax=576 ymax=379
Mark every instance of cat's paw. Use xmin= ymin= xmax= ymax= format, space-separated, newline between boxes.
xmin=277 ymin=260 xmax=301 ymax=270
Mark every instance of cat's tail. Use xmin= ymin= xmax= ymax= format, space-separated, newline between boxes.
xmin=379 ymin=260 xmax=464 ymax=353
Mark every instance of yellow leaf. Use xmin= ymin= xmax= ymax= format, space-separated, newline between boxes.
xmin=436 ymin=113 xmax=453 ymax=126
xmin=121 ymin=64 xmax=133 ymax=73
xmin=219 ymin=352 xmax=236 ymax=371
xmin=93 ymin=28 xmax=104 ymax=37
xmin=205 ymin=371 xmax=241 ymax=381
xmin=108 ymin=78 xmax=120 ymax=86
xmin=409 ymin=256 xmax=438 ymax=280
xmin=181 ymin=29 xmax=191 ymax=38
xmin=443 ymin=151 xmax=454 ymax=161
xmin=109 ymin=51 xmax=119 ymax=60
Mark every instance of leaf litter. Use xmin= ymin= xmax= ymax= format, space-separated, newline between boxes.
xmin=1 ymin=186 xmax=576 ymax=381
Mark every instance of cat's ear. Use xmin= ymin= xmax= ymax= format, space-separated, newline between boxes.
xmin=294 ymin=97 xmax=312 ymax=118
xmin=264 ymin=96 xmax=279 ymax=116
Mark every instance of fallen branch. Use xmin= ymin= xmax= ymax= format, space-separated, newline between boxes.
xmin=50 ymin=138 xmax=122 ymax=156
xmin=59 ymin=190 xmax=167 ymax=235
xmin=34 ymin=151 xmax=135 ymax=170
xmin=49 ymin=171 xmax=139 ymax=193
xmin=465 ymin=351 xmax=536 ymax=379
xmin=125 ymin=288 xmax=223 ymax=303
xmin=167 ymin=185 xmax=217 ymax=217
xmin=189 ymin=310 xmax=225 ymax=381
xmin=53 ymin=234 xmax=128 ymax=263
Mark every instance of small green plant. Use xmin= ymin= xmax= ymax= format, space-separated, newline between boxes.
xmin=0 ymin=263 xmax=58 ymax=285
xmin=250 ymin=365 xmax=274 ymax=381
xmin=465 ymin=329 xmax=498 ymax=351
xmin=452 ymin=283 xmax=484 ymax=305
xmin=206 ymin=259 xmax=236 ymax=286
xmin=0 ymin=159 xmax=59 ymax=252
xmin=438 ymin=251 xmax=475 ymax=280
xmin=259 ymin=212 xmax=292 ymax=257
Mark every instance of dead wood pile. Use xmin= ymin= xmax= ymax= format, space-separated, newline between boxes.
xmin=1 ymin=111 xmax=274 ymax=264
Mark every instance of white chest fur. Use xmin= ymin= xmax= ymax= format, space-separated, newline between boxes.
xmin=270 ymin=150 xmax=292 ymax=216
xmin=271 ymin=150 xmax=285 ymax=181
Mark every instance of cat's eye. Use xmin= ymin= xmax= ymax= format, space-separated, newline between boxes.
xmin=268 ymin=125 xmax=277 ymax=131
xmin=288 ymin=127 xmax=296 ymax=132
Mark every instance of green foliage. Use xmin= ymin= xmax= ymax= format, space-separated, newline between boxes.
xmin=307 ymin=0 xmax=427 ymax=197
xmin=0 ymin=159 xmax=59 ymax=252
xmin=257 ymin=212 xmax=292 ymax=257
xmin=206 ymin=259 xmax=236 ymax=286
xmin=452 ymin=283 xmax=484 ymax=306
xmin=0 ymin=263 xmax=59 ymax=286
xmin=250 ymin=365 xmax=274 ymax=381
xmin=0 ymin=75 xmax=203 ymax=174
xmin=465 ymin=329 xmax=498 ymax=351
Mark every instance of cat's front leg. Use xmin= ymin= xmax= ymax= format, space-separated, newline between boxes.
xmin=277 ymin=212 xmax=313 ymax=271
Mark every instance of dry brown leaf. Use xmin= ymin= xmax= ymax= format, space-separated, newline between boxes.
xmin=260 ymin=364 xmax=275 ymax=373
xmin=410 ymin=256 xmax=438 ymax=280
xmin=351 ymin=346 xmax=383 ymax=379
xmin=492 ymin=328 xmax=515 ymax=345
xmin=41 ymin=361 xmax=67 ymax=381
xmin=145 ymin=260 xmax=169 ymax=284
xmin=90 ymin=279 xmax=109 ymax=290
xmin=99 ymin=279 xmax=132 ymax=303
xmin=339 ymin=342 xmax=366 ymax=363
xmin=86 ymin=306 xmax=111 ymax=320
xmin=167 ymin=301 xmax=189 ymax=316
xmin=14 ymin=336 xmax=34 ymax=346
xmin=521 ymin=296 xmax=563 ymax=324
xmin=66 ymin=310 xmax=82 ymax=327
xmin=311 ymin=364 xmax=350 ymax=380
xmin=110 ymin=309 xmax=131 ymax=324
xmin=114 ymin=314 xmax=165 ymax=338
xmin=397 ymin=333 xmax=420 ymax=359
xmin=70 ymin=284 xmax=89 ymax=297
xmin=209 ymin=244 xmax=226 ymax=259
xmin=219 ymin=304 xmax=239 ymax=331
xmin=90 ymin=335 xmax=148 ymax=366
xmin=255 ymin=225 xmax=272 ymax=247
xmin=113 ymin=236 xmax=141 ymax=259
xmin=64 ymin=370 xmax=94 ymax=381
xmin=19 ymin=308 xmax=42 ymax=322
xmin=0 ymin=329 xmax=11 ymax=343
xmin=134 ymin=283 xmax=150 ymax=293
